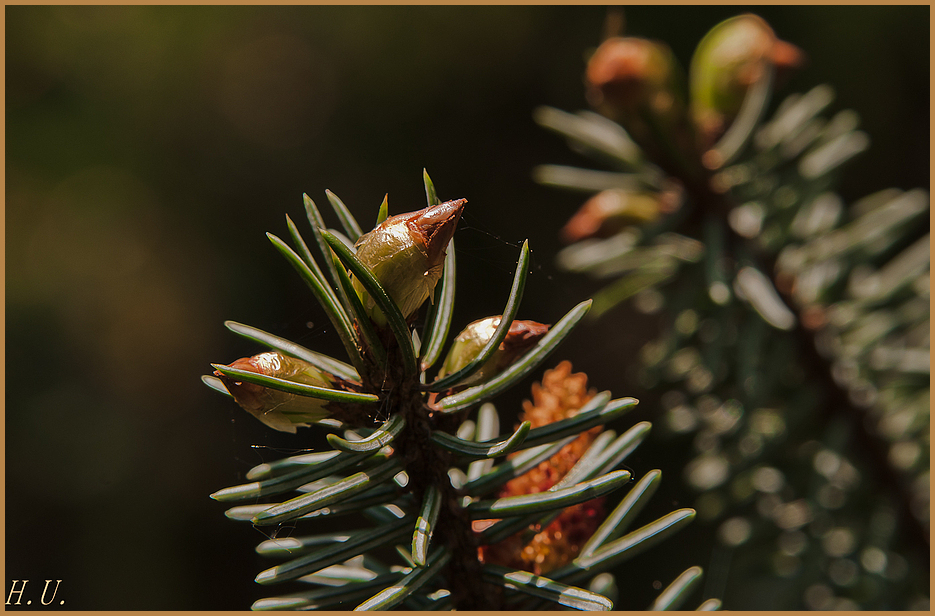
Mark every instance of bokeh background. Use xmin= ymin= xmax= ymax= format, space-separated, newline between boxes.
xmin=6 ymin=5 xmax=928 ymax=610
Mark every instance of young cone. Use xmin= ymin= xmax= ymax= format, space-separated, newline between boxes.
xmin=478 ymin=361 xmax=606 ymax=575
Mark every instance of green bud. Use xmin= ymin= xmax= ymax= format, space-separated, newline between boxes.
xmin=560 ymin=185 xmax=683 ymax=243
xmin=352 ymin=198 xmax=465 ymax=326
xmin=439 ymin=317 xmax=550 ymax=386
xmin=214 ymin=351 xmax=337 ymax=433
xmin=690 ymin=14 xmax=804 ymax=149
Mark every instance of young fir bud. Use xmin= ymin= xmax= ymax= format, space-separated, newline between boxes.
xmin=352 ymin=199 xmax=465 ymax=326
xmin=214 ymin=351 xmax=338 ymax=434
xmin=560 ymin=184 xmax=684 ymax=243
xmin=438 ymin=317 xmax=549 ymax=387
xmin=690 ymin=13 xmax=804 ymax=149
xmin=585 ymin=37 xmax=696 ymax=174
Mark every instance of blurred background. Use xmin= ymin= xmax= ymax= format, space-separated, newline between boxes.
xmin=6 ymin=6 xmax=928 ymax=610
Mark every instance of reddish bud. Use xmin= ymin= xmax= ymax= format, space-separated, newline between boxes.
xmin=214 ymin=352 xmax=337 ymax=433
xmin=561 ymin=185 xmax=684 ymax=243
xmin=586 ymin=37 xmax=697 ymax=174
xmin=587 ymin=37 xmax=681 ymax=118
xmin=352 ymin=199 xmax=465 ymax=325
xmin=438 ymin=317 xmax=550 ymax=387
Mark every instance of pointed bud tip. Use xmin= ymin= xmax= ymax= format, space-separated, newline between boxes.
xmin=502 ymin=319 xmax=550 ymax=350
xmin=771 ymin=39 xmax=805 ymax=71
xmin=412 ymin=198 xmax=467 ymax=263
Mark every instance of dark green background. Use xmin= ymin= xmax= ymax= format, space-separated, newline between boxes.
xmin=6 ymin=6 xmax=928 ymax=609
